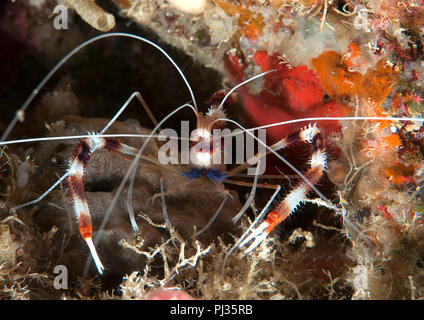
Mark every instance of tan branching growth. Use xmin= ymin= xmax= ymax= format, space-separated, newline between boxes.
xmin=0 ymin=222 xmax=55 ymax=300
xmin=0 ymin=262 xmax=30 ymax=300
xmin=119 ymin=213 xmax=211 ymax=298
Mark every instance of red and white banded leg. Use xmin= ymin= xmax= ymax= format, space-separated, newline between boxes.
xmin=67 ymin=133 xmax=138 ymax=274
xmin=239 ymin=124 xmax=327 ymax=253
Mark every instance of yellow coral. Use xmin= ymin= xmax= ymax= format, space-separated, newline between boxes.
xmin=312 ymin=48 xmax=398 ymax=126
xmin=311 ymin=50 xmax=362 ymax=102
xmin=359 ymin=60 xmax=397 ymax=109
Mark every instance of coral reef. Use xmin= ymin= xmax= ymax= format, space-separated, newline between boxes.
xmin=1 ymin=0 xmax=424 ymax=300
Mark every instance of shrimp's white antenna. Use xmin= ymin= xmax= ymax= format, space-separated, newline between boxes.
xmin=249 ymin=116 xmax=424 ymax=131
xmin=218 ymin=70 xmax=277 ymax=110
xmin=1 ymin=32 xmax=197 ymax=141
xmin=232 ymin=159 xmax=261 ymax=223
xmin=0 ymin=133 xmax=189 ymax=147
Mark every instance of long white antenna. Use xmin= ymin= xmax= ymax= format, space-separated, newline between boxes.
xmin=218 ymin=70 xmax=277 ymax=109
xmin=1 ymin=32 xmax=197 ymax=141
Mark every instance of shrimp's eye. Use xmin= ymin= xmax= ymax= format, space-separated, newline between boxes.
xmin=322 ymin=92 xmax=331 ymax=103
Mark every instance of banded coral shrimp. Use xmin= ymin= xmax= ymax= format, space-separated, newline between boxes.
xmin=0 ymin=31 xmax=239 ymax=285
xmin=2 ymin=28 xmax=424 ymax=299
xmin=0 ymin=31 xmax=294 ymax=287
xmin=0 ymin=30 xmax=320 ymax=281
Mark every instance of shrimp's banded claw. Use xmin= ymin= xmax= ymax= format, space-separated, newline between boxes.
xmin=239 ymin=209 xmax=292 ymax=253
xmin=239 ymin=220 xmax=270 ymax=253
xmin=239 ymin=123 xmax=327 ymax=255
xmin=77 ymin=205 xmax=104 ymax=274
